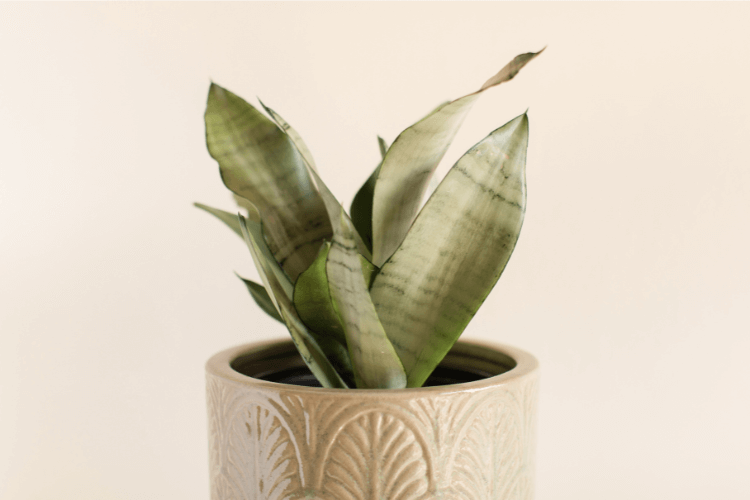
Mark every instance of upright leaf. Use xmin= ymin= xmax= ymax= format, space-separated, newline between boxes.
xmin=370 ymin=49 xmax=542 ymax=266
xmin=258 ymin=100 xmax=318 ymax=173
xmin=239 ymin=214 xmax=348 ymax=388
xmin=205 ymin=83 xmax=333 ymax=280
xmin=294 ymin=241 xmax=378 ymax=342
xmin=258 ymin=98 xmax=373 ymax=261
xmin=327 ymin=210 xmax=406 ymax=389
xmin=350 ymin=137 xmax=388 ymax=253
xmin=307 ymin=163 xmax=373 ymax=261
xmin=371 ymin=113 xmax=529 ymax=387
xmin=293 ymin=243 xmax=346 ymax=344
xmin=377 ymin=135 xmax=388 ymax=159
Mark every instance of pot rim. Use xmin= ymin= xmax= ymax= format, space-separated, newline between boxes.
xmin=206 ymin=338 xmax=538 ymax=396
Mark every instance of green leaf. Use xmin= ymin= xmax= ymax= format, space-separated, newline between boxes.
xmin=350 ymin=164 xmax=380 ymax=253
xmin=205 ymin=83 xmax=333 ymax=281
xmin=371 ymin=113 xmax=530 ymax=388
xmin=327 ymin=209 xmax=406 ymax=389
xmin=237 ymin=205 xmax=294 ymax=301
xmin=307 ymin=162 xmax=373 ymax=261
xmin=238 ymin=214 xmax=348 ymax=388
xmin=349 ymin=136 xmax=390 ymax=253
xmin=194 ymin=202 xmax=243 ymax=238
xmin=359 ymin=254 xmax=377 ymax=288
xmin=293 ymin=241 xmax=379 ymax=343
xmin=236 ymin=275 xmax=283 ymax=323
xmin=257 ymin=98 xmax=373 ymax=262
xmin=258 ymin=99 xmax=318 ymax=173
xmin=293 ymin=242 xmax=346 ymax=344
xmin=370 ymin=49 xmax=543 ymax=267
xmin=377 ymin=135 xmax=388 ymax=159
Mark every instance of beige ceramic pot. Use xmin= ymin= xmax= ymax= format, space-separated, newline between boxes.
xmin=206 ymin=339 xmax=539 ymax=500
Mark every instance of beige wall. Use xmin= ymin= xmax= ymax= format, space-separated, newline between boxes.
xmin=1 ymin=2 xmax=749 ymax=498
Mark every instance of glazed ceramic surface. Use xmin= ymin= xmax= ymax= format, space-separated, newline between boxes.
xmin=206 ymin=339 xmax=539 ymax=500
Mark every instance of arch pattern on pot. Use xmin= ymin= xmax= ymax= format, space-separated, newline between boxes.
xmin=207 ymin=373 xmax=538 ymax=500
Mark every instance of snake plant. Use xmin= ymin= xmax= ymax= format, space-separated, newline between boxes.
xmin=196 ymin=49 xmax=542 ymax=389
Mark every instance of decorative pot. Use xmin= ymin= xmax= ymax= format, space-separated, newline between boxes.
xmin=206 ymin=339 xmax=539 ymax=500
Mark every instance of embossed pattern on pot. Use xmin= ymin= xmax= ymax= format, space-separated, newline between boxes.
xmin=206 ymin=340 xmax=539 ymax=500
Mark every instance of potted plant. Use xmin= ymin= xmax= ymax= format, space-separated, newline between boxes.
xmin=198 ymin=49 xmax=543 ymax=500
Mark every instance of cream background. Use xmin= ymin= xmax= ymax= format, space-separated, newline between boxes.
xmin=1 ymin=3 xmax=749 ymax=499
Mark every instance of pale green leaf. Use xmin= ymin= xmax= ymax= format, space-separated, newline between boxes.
xmin=258 ymin=99 xmax=318 ymax=173
xmin=293 ymin=242 xmax=378 ymax=342
xmin=237 ymin=204 xmax=294 ymax=301
xmin=257 ymin=98 xmax=373 ymax=262
xmin=370 ymin=49 xmax=543 ymax=266
xmin=307 ymin=163 xmax=373 ymax=261
xmin=359 ymin=254 xmax=377 ymax=288
xmin=205 ymin=83 xmax=332 ymax=280
xmin=236 ymin=275 xmax=283 ymax=323
xmin=239 ymin=214 xmax=348 ymax=388
xmin=293 ymin=242 xmax=346 ymax=344
xmin=371 ymin=113 xmax=529 ymax=387
xmin=327 ymin=209 xmax=406 ymax=389
xmin=349 ymin=139 xmax=384 ymax=253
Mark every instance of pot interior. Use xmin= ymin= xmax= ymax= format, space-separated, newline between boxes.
xmin=231 ymin=340 xmax=517 ymax=387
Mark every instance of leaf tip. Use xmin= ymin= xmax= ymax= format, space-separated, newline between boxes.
xmin=208 ymin=81 xmax=223 ymax=95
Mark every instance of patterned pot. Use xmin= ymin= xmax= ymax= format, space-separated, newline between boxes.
xmin=206 ymin=339 xmax=539 ymax=500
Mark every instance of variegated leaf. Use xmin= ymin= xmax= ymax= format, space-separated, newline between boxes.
xmin=293 ymin=242 xmax=346 ymax=343
xmin=370 ymin=49 xmax=542 ymax=266
xmin=259 ymin=99 xmax=373 ymax=262
xmin=238 ymin=212 xmax=348 ymax=388
xmin=205 ymin=83 xmax=333 ymax=280
xmin=258 ymin=99 xmax=318 ymax=173
xmin=237 ymin=206 xmax=294 ymax=302
xmin=371 ymin=113 xmax=529 ymax=387
xmin=327 ymin=209 xmax=406 ymax=389
xmin=350 ymin=137 xmax=388 ymax=254
xmin=307 ymin=164 xmax=373 ymax=261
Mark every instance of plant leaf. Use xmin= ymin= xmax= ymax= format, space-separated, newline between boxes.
xmin=258 ymin=99 xmax=318 ymax=173
xmin=350 ymin=166 xmax=380 ymax=253
xmin=359 ymin=254 xmax=376 ymax=288
xmin=307 ymin=163 xmax=373 ymax=261
xmin=205 ymin=83 xmax=333 ymax=281
xmin=293 ymin=241 xmax=379 ymax=343
xmin=371 ymin=113 xmax=529 ymax=387
xmin=257 ymin=98 xmax=373 ymax=262
xmin=194 ymin=202 xmax=243 ymax=238
xmin=236 ymin=275 xmax=283 ymax=322
xmin=293 ymin=242 xmax=346 ymax=343
xmin=370 ymin=49 xmax=542 ymax=266
xmin=377 ymin=135 xmax=388 ymax=159
xmin=349 ymin=136 xmax=390 ymax=254
xmin=327 ymin=209 xmax=406 ymax=389
xmin=237 ymin=205 xmax=294 ymax=301
xmin=238 ymin=214 xmax=348 ymax=388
